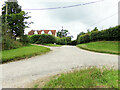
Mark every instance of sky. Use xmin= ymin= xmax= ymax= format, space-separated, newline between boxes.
xmin=0 ymin=0 xmax=119 ymax=40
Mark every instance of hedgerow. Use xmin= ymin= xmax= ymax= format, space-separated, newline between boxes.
xmin=30 ymin=34 xmax=56 ymax=44
xmin=56 ymin=37 xmax=67 ymax=45
xmin=29 ymin=34 xmax=67 ymax=45
xmin=77 ymin=25 xmax=120 ymax=44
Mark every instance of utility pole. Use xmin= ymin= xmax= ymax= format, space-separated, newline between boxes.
xmin=61 ymin=26 xmax=63 ymax=38
xmin=5 ymin=3 xmax=8 ymax=37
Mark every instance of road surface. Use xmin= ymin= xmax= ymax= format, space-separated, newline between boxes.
xmin=1 ymin=45 xmax=118 ymax=88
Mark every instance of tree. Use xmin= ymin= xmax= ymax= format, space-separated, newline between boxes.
xmin=78 ymin=32 xmax=85 ymax=36
xmin=57 ymin=30 xmax=68 ymax=38
xmin=91 ymin=27 xmax=99 ymax=32
xmin=77 ymin=32 xmax=85 ymax=40
xmin=66 ymin=37 xmax=71 ymax=45
xmin=57 ymin=29 xmax=73 ymax=39
xmin=87 ymin=29 xmax=90 ymax=33
xmin=2 ymin=1 xmax=32 ymax=38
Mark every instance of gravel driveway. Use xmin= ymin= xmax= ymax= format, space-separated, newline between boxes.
xmin=1 ymin=45 xmax=118 ymax=88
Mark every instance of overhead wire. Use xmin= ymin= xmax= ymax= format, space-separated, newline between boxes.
xmin=86 ymin=2 xmax=119 ymax=30
xmin=22 ymin=0 xmax=118 ymax=31
xmin=22 ymin=0 xmax=104 ymax=10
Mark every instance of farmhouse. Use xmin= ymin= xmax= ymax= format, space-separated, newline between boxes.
xmin=28 ymin=30 xmax=56 ymax=36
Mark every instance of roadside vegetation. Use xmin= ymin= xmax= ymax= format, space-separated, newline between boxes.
xmin=33 ymin=67 xmax=118 ymax=88
xmin=2 ymin=2 xmax=32 ymax=51
xmin=76 ymin=26 xmax=120 ymax=54
xmin=43 ymin=44 xmax=62 ymax=47
xmin=77 ymin=41 xmax=119 ymax=55
xmin=77 ymin=26 xmax=119 ymax=44
xmin=29 ymin=34 xmax=73 ymax=45
xmin=2 ymin=45 xmax=50 ymax=63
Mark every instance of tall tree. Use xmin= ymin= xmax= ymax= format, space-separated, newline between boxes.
xmin=2 ymin=1 xmax=31 ymax=38
xmin=57 ymin=30 xmax=68 ymax=38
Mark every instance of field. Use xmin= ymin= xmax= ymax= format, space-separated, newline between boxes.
xmin=35 ymin=67 xmax=118 ymax=88
xmin=77 ymin=41 xmax=119 ymax=55
xmin=2 ymin=45 xmax=50 ymax=63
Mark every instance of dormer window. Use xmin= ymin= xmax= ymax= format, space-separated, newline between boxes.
xmin=48 ymin=31 xmax=52 ymax=35
xmin=34 ymin=31 xmax=38 ymax=34
xmin=41 ymin=31 xmax=45 ymax=34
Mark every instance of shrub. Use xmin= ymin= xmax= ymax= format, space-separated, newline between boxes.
xmin=19 ymin=35 xmax=30 ymax=45
xmin=60 ymin=37 xmax=67 ymax=45
xmin=66 ymin=37 xmax=71 ymax=45
xmin=78 ymin=34 xmax=90 ymax=44
xmin=56 ymin=37 xmax=61 ymax=45
xmin=30 ymin=35 xmax=41 ymax=43
xmin=56 ymin=37 xmax=67 ymax=45
xmin=70 ymin=40 xmax=77 ymax=45
xmin=77 ymin=25 xmax=120 ymax=44
xmin=35 ymin=34 xmax=56 ymax=44
xmin=2 ymin=38 xmax=22 ymax=50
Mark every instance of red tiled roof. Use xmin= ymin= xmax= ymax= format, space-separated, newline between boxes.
xmin=28 ymin=30 xmax=56 ymax=36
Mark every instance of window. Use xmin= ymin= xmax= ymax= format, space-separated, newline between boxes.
xmin=41 ymin=31 xmax=45 ymax=34
xmin=34 ymin=31 xmax=38 ymax=34
xmin=48 ymin=31 xmax=52 ymax=35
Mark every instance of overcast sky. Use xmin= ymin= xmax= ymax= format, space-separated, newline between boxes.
xmin=0 ymin=0 xmax=119 ymax=40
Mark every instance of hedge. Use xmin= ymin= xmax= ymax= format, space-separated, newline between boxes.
xmin=56 ymin=37 xmax=67 ymax=45
xmin=19 ymin=35 xmax=30 ymax=45
xmin=70 ymin=40 xmax=77 ymax=45
xmin=29 ymin=35 xmax=41 ymax=43
xmin=77 ymin=25 xmax=120 ymax=44
xmin=29 ymin=34 xmax=68 ymax=45
xmin=29 ymin=34 xmax=56 ymax=44
xmin=35 ymin=34 xmax=56 ymax=44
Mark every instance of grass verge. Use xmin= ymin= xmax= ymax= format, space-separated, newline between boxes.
xmin=2 ymin=45 xmax=50 ymax=63
xmin=43 ymin=44 xmax=62 ymax=47
xmin=77 ymin=41 xmax=120 ymax=55
xmin=43 ymin=67 xmax=118 ymax=88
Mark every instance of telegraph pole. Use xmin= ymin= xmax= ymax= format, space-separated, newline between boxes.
xmin=5 ymin=3 xmax=8 ymax=37
xmin=61 ymin=26 xmax=63 ymax=38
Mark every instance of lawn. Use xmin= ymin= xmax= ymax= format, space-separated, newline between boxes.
xmin=43 ymin=44 xmax=62 ymax=47
xmin=43 ymin=67 xmax=118 ymax=88
xmin=2 ymin=45 xmax=50 ymax=63
xmin=77 ymin=41 xmax=120 ymax=55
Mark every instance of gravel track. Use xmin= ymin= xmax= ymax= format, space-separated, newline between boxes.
xmin=1 ymin=45 xmax=118 ymax=88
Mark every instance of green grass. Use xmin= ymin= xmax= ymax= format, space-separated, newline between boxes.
xmin=2 ymin=45 xmax=50 ymax=63
xmin=44 ymin=67 xmax=118 ymax=88
xmin=43 ymin=44 xmax=62 ymax=47
xmin=77 ymin=41 xmax=120 ymax=55
xmin=34 ymin=84 xmax=39 ymax=88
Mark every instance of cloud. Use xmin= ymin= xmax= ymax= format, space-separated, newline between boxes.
xmin=1 ymin=0 xmax=119 ymax=40
xmin=42 ymin=0 xmax=118 ymax=25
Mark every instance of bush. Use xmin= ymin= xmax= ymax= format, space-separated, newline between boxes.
xmin=70 ymin=40 xmax=77 ymax=45
xmin=77 ymin=25 xmax=120 ymax=44
xmin=66 ymin=37 xmax=71 ymax=45
xmin=56 ymin=37 xmax=61 ymax=45
xmin=60 ymin=37 xmax=67 ymax=45
xmin=19 ymin=35 xmax=30 ymax=45
xmin=30 ymin=35 xmax=41 ymax=43
xmin=78 ymin=34 xmax=90 ymax=44
xmin=56 ymin=37 xmax=67 ymax=45
xmin=2 ymin=38 xmax=22 ymax=50
xmin=35 ymin=34 xmax=56 ymax=44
